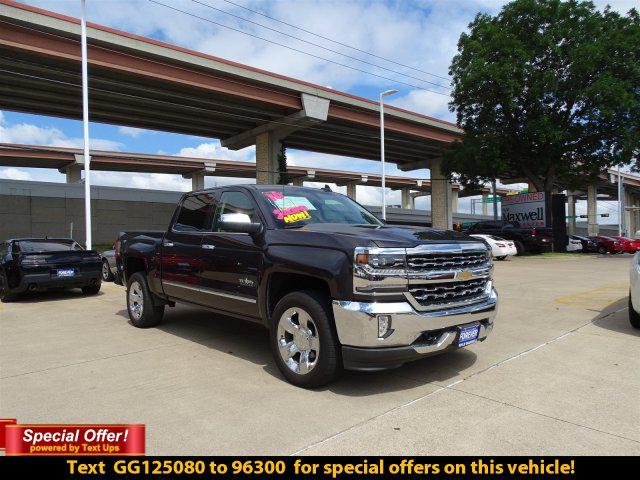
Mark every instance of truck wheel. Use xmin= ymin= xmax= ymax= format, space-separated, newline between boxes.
xmin=514 ymin=241 xmax=525 ymax=255
xmin=0 ymin=271 xmax=15 ymax=303
xmin=270 ymin=290 xmax=342 ymax=388
xmin=82 ymin=283 xmax=101 ymax=295
xmin=127 ymin=272 xmax=164 ymax=328
xmin=629 ymin=293 xmax=640 ymax=329
xmin=102 ymin=259 xmax=114 ymax=281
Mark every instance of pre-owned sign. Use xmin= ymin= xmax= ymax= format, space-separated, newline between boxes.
xmin=501 ymin=192 xmax=546 ymax=227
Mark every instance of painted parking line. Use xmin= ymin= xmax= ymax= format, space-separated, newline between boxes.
xmin=554 ymin=283 xmax=627 ymax=307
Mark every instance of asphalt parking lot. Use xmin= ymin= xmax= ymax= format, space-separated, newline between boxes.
xmin=1 ymin=254 xmax=639 ymax=455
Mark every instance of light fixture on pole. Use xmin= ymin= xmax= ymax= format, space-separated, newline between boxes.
xmin=379 ymin=89 xmax=398 ymax=221
xmin=80 ymin=0 xmax=92 ymax=249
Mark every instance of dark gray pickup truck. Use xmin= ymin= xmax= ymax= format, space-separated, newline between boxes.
xmin=115 ymin=185 xmax=498 ymax=387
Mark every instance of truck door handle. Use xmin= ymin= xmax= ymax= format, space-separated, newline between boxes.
xmin=202 ymin=244 xmax=215 ymax=250
xmin=163 ymin=242 xmax=174 ymax=247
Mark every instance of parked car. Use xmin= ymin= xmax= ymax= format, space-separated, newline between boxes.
xmin=566 ymin=236 xmax=583 ymax=252
xmin=610 ymin=236 xmax=639 ymax=254
xmin=470 ymin=234 xmax=517 ymax=260
xmin=0 ymin=238 xmax=102 ymax=302
xmin=101 ymin=245 xmax=116 ymax=281
xmin=115 ymin=185 xmax=498 ymax=387
xmin=570 ymin=235 xmax=598 ymax=253
xmin=464 ymin=220 xmax=552 ymax=254
xmin=628 ymin=252 xmax=640 ymax=329
xmin=589 ymin=236 xmax=625 ymax=254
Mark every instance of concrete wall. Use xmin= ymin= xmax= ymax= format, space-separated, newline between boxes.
xmin=0 ymin=179 xmax=179 ymax=245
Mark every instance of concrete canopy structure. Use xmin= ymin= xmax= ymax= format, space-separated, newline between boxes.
xmin=0 ymin=0 xmax=463 ymax=228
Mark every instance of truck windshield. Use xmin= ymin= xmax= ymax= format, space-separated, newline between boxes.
xmin=256 ymin=186 xmax=383 ymax=228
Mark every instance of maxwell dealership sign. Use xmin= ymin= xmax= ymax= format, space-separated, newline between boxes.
xmin=501 ymin=192 xmax=547 ymax=228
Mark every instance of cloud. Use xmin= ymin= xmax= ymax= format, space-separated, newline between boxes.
xmin=177 ymin=141 xmax=255 ymax=162
xmin=392 ymin=89 xmax=455 ymax=123
xmin=0 ymin=168 xmax=32 ymax=181
xmin=0 ymin=119 xmax=123 ymax=150
xmin=117 ymin=126 xmax=147 ymax=138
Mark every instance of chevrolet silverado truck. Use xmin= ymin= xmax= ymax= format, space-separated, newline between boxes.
xmin=115 ymin=185 xmax=498 ymax=387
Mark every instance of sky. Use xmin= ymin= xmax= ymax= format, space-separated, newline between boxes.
xmin=0 ymin=0 xmax=636 ymax=218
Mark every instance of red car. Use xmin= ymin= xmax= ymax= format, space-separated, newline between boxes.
xmin=611 ymin=236 xmax=640 ymax=253
xmin=589 ymin=236 xmax=625 ymax=254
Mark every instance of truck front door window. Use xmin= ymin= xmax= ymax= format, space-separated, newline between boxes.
xmin=213 ymin=191 xmax=260 ymax=232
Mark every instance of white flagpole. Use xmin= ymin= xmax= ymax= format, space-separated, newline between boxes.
xmin=80 ymin=0 xmax=92 ymax=249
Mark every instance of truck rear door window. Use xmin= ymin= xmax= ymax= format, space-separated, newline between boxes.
xmin=174 ymin=193 xmax=215 ymax=232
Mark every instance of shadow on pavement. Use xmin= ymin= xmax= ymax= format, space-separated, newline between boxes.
xmin=115 ymin=303 xmax=477 ymax=395
xmin=5 ymin=289 xmax=104 ymax=303
xmin=591 ymin=296 xmax=640 ymax=337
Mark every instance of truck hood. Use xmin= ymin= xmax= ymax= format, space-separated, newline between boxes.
xmin=294 ymin=223 xmax=482 ymax=248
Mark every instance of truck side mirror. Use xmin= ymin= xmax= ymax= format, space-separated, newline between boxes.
xmin=219 ymin=213 xmax=263 ymax=235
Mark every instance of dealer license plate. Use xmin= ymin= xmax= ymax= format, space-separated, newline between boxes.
xmin=458 ymin=324 xmax=480 ymax=347
xmin=57 ymin=269 xmax=75 ymax=277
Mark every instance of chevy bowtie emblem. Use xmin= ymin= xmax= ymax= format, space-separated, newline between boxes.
xmin=458 ymin=269 xmax=473 ymax=281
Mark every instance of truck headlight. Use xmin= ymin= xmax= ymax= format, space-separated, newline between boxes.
xmin=354 ymin=248 xmax=406 ymax=278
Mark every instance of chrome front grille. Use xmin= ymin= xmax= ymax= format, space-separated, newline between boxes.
xmin=409 ymin=279 xmax=489 ymax=309
xmin=407 ymin=251 xmax=489 ymax=271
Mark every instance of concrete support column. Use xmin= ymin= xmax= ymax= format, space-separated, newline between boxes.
xmin=451 ymin=189 xmax=458 ymax=213
xmin=629 ymin=196 xmax=640 ymax=238
xmin=65 ymin=164 xmax=82 ymax=183
xmin=482 ymin=193 xmax=489 ymax=216
xmin=430 ymin=157 xmax=452 ymax=229
xmin=255 ymin=131 xmax=281 ymax=184
xmin=346 ymin=182 xmax=357 ymax=201
xmin=191 ymin=172 xmax=205 ymax=191
xmin=401 ymin=187 xmax=414 ymax=209
xmin=291 ymin=178 xmax=304 ymax=187
xmin=567 ymin=192 xmax=577 ymax=235
xmin=587 ymin=184 xmax=599 ymax=236
xmin=625 ymin=191 xmax=634 ymax=237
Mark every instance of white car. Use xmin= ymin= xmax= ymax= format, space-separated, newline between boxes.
xmin=470 ymin=234 xmax=517 ymax=260
xmin=566 ymin=236 xmax=583 ymax=252
xmin=628 ymin=252 xmax=640 ymax=329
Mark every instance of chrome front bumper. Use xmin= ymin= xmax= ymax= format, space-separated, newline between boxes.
xmin=332 ymin=288 xmax=498 ymax=370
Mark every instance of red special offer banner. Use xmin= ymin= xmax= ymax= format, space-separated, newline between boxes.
xmin=0 ymin=419 xmax=17 ymax=450
xmin=4 ymin=424 xmax=145 ymax=456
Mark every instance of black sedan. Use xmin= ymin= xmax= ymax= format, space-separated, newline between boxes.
xmin=570 ymin=235 xmax=599 ymax=253
xmin=0 ymin=238 xmax=102 ymax=302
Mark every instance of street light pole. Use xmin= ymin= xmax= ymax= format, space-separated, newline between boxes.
xmin=379 ymin=89 xmax=398 ymax=221
xmin=80 ymin=0 xmax=92 ymax=249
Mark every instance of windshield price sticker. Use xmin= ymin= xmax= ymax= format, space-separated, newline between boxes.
xmin=263 ymin=192 xmax=314 ymax=223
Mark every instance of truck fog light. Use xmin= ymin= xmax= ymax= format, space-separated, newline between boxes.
xmin=377 ymin=315 xmax=392 ymax=339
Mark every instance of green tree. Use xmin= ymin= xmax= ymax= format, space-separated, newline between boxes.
xmin=445 ymin=0 xmax=640 ymax=192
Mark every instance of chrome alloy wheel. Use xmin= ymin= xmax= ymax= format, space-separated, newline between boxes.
xmin=102 ymin=261 xmax=111 ymax=281
xmin=128 ymin=281 xmax=144 ymax=320
xmin=277 ymin=308 xmax=320 ymax=375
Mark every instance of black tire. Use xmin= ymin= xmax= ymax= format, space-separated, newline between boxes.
xmin=598 ymin=246 xmax=607 ymax=255
xmin=102 ymin=259 xmax=114 ymax=282
xmin=270 ymin=290 xmax=342 ymax=388
xmin=514 ymin=241 xmax=525 ymax=255
xmin=629 ymin=293 xmax=640 ymax=329
xmin=496 ymin=256 xmax=507 ymax=261
xmin=0 ymin=271 xmax=15 ymax=303
xmin=126 ymin=272 xmax=164 ymax=328
xmin=82 ymin=283 xmax=101 ymax=295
